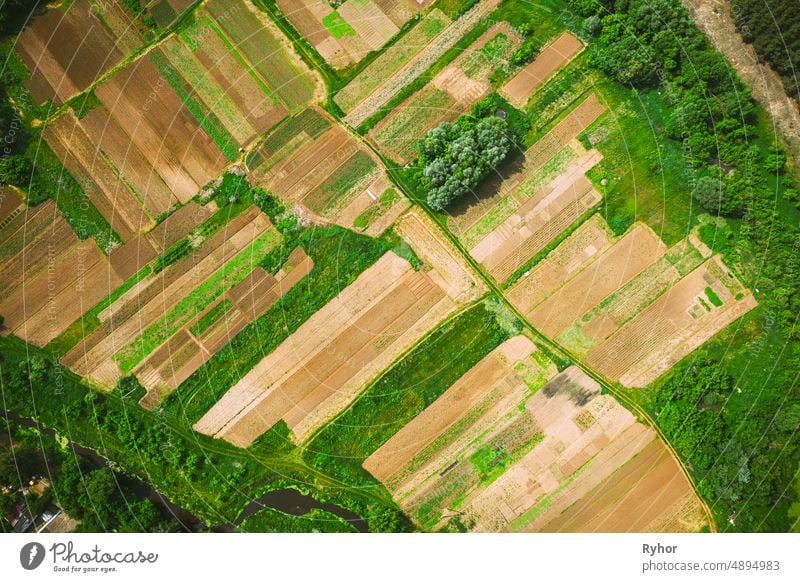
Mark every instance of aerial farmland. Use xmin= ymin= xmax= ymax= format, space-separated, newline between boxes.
xmin=0 ymin=0 xmax=795 ymax=544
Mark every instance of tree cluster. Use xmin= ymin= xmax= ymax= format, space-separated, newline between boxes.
xmin=418 ymin=116 xmax=513 ymax=211
xmin=731 ymin=0 xmax=800 ymax=103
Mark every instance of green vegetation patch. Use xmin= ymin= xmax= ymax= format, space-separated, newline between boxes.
xmin=66 ymin=90 xmax=102 ymax=119
xmin=149 ymin=0 xmax=177 ymax=28
xmin=240 ymin=507 xmax=357 ymax=532
xmin=353 ymin=188 xmax=400 ymax=230
xmin=704 ymin=286 xmax=723 ymax=307
xmin=322 ymin=11 xmax=356 ymax=39
xmin=190 ymin=299 xmax=233 ymax=337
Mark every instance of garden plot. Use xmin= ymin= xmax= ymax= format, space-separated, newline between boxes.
xmin=507 ymin=216 xmax=756 ymax=387
xmin=501 ymin=31 xmax=584 ymax=108
xmin=60 ymin=206 xmax=278 ymax=388
xmin=373 ymin=362 xmax=707 ymax=532
xmin=448 ymin=93 xmax=607 ymax=247
xmin=158 ymin=15 xmax=288 ymax=148
xmin=370 ymin=23 xmax=521 ymax=163
xmin=537 ymin=438 xmax=708 ymax=532
xmin=249 ymin=109 xmax=406 ymax=232
xmin=341 ymin=0 xmax=502 ymax=127
xmin=0 ymin=201 xmax=123 ymax=346
xmin=43 ymin=49 xmax=233 ymax=229
xmin=135 ymin=247 xmax=314 ymax=410
xmin=506 ymin=214 xmax=615 ymax=314
xmin=469 ymin=150 xmax=603 ymax=283
xmin=334 ymin=8 xmax=451 ymax=113
xmin=15 ymin=0 xmax=146 ymax=105
xmin=195 ymin=213 xmax=484 ymax=445
xmin=44 ymin=111 xmax=154 ymax=239
xmin=277 ymin=0 xmax=411 ymax=69
xmin=363 ymin=336 xmax=555 ymax=517
xmin=206 ymin=0 xmax=321 ymax=112
xmin=585 ymin=255 xmax=757 ymax=387
xmin=526 ymin=223 xmax=667 ymax=338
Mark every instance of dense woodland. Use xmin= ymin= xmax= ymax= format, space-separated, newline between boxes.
xmin=731 ymin=0 xmax=800 ymax=103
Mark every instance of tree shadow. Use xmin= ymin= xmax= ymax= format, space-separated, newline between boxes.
xmin=445 ymin=150 xmax=527 ymax=219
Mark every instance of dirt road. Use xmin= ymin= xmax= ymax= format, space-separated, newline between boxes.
xmin=682 ymin=0 xmax=800 ymax=165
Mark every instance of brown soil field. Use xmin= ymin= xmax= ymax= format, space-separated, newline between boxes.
xmin=80 ymin=106 xmax=178 ymax=216
xmin=528 ymin=223 xmax=666 ymax=338
xmin=448 ymin=95 xmax=606 ymax=238
xmin=586 ymin=256 xmax=757 ymax=387
xmin=0 ymin=203 xmax=76 ymax=302
xmin=16 ymin=0 xmax=124 ymax=105
xmin=107 ymin=235 xmax=158 ymax=281
xmin=0 ymin=205 xmax=74 ymax=287
xmin=446 ymin=367 xmax=705 ymax=532
xmin=278 ymin=0 xmax=403 ymax=69
xmin=135 ymin=248 xmax=314 ymax=409
xmin=365 ymin=357 xmax=703 ymax=532
xmin=61 ymin=207 xmax=271 ymax=387
xmin=469 ymin=165 xmax=602 ymax=283
xmin=44 ymin=112 xmax=153 ymax=236
xmin=94 ymin=56 xmax=226 ymax=204
xmin=194 ymin=247 xmax=467 ymax=446
xmin=11 ymin=241 xmax=122 ymax=346
xmin=508 ymin=213 xmax=755 ymax=387
xmin=0 ymin=205 xmax=124 ymax=346
xmin=0 ymin=188 xmax=21 ymax=223
xmin=507 ymin=214 xmax=615 ymax=315
xmin=558 ymin=237 xmax=709 ymax=356
xmin=501 ymin=32 xmax=584 ymax=108
xmin=259 ymin=125 xmax=354 ymax=196
xmin=146 ymin=202 xmax=214 ymax=253
xmin=537 ymin=438 xmax=708 ymax=532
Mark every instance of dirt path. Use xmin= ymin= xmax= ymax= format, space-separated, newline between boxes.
xmin=682 ymin=0 xmax=800 ymax=165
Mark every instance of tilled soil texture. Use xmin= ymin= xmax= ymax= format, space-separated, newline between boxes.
xmin=501 ymin=32 xmax=583 ymax=108
xmin=194 ymin=250 xmax=463 ymax=445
